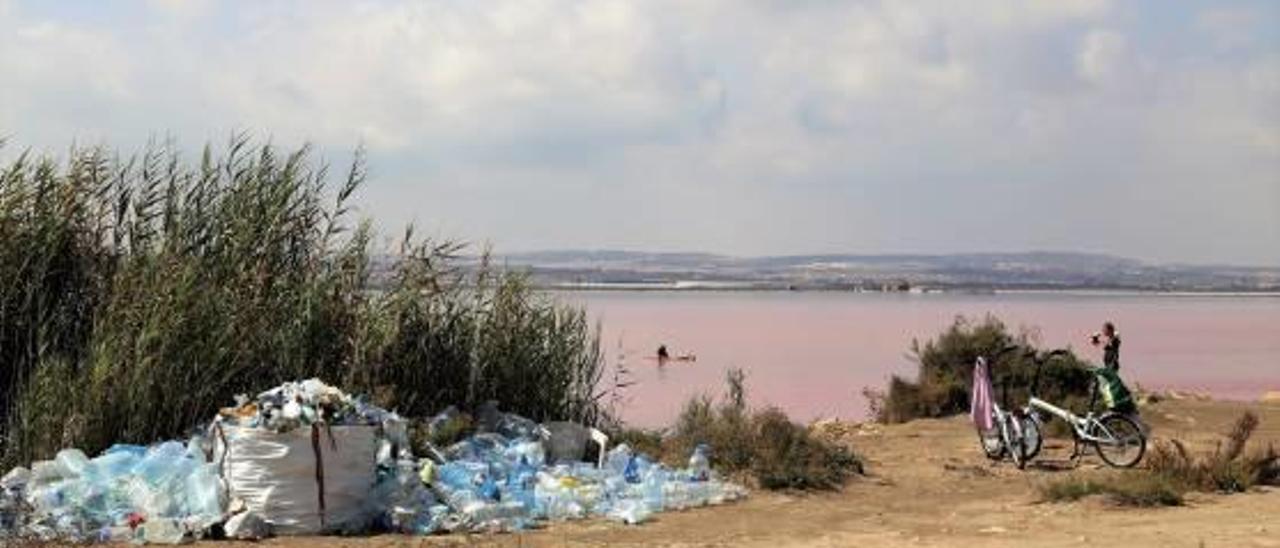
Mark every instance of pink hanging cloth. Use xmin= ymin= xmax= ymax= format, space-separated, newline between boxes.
xmin=970 ymin=356 xmax=995 ymax=430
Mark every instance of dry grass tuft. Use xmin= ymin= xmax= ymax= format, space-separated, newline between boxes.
xmin=1039 ymin=472 xmax=1183 ymax=507
xmin=1042 ymin=411 xmax=1278 ymax=508
xmin=1147 ymin=411 xmax=1277 ymax=493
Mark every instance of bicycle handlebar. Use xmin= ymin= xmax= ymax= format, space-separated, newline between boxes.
xmin=992 ymin=345 xmax=1069 ymax=363
xmin=996 ymin=344 xmax=1022 ymax=359
xmin=1030 ymin=348 xmax=1075 ymax=397
xmin=983 ymin=345 xmax=1081 ymax=402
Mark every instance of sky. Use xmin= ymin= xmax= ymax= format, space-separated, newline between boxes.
xmin=1 ymin=1 xmax=1277 ymax=265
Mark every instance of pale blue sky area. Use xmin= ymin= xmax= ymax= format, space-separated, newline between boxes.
xmin=2 ymin=0 xmax=1277 ymax=265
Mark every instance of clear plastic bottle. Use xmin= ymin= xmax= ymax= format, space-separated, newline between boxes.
xmin=607 ymin=498 xmax=651 ymax=525
xmin=436 ymin=484 xmax=487 ymax=515
xmin=505 ymin=457 xmax=538 ymax=512
xmin=664 ymin=481 xmax=687 ymax=510
xmin=434 ymin=462 xmax=483 ymax=492
xmin=535 ymin=483 xmax=585 ymax=521
xmin=137 ymin=517 xmax=186 ymax=544
xmin=688 ymin=444 xmax=711 ymax=482
xmin=642 ymin=467 xmax=667 ymax=512
xmin=605 ymin=444 xmax=632 ymax=476
xmin=54 ymin=450 xmax=91 ymax=479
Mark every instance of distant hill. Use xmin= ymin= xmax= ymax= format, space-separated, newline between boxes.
xmin=476 ymin=250 xmax=1280 ymax=292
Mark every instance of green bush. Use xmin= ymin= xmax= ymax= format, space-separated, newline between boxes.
xmin=749 ymin=408 xmax=863 ymax=490
xmin=652 ymin=369 xmax=863 ymax=490
xmin=0 ymin=139 xmax=604 ymax=467
xmin=874 ymin=315 xmax=1094 ymax=424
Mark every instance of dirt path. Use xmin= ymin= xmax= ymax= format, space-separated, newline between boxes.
xmin=222 ymin=399 xmax=1280 ymax=548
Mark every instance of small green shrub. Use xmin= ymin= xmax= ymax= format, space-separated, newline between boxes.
xmin=663 ymin=369 xmax=863 ymax=490
xmin=1040 ymin=475 xmax=1105 ymax=502
xmin=1039 ymin=472 xmax=1184 ymax=507
xmin=750 ymin=407 xmax=863 ymax=490
xmin=1104 ymin=475 xmax=1185 ymax=507
xmin=875 ymin=315 xmax=1095 ymax=424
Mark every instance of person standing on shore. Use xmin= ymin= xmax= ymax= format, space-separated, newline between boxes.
xmin=1089 ymin=321 xmax=1145 ymax=431
xmin=1091 ymin=321 xmax=1121 ymax=371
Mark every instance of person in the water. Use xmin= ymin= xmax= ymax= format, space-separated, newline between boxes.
xmin=651 ymin=344 xmax=695 ymax=365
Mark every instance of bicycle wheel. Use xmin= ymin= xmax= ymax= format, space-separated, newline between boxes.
xmin=1004 ymin=414 xmax=1026 ymax=469
xmin=1020 ymin=413 xmax=1043 ymax=462
xmin=1093 ymin=413 xmax=1146 ymax=468
xmin=977 ymin=419 xmax=1005 ymax=460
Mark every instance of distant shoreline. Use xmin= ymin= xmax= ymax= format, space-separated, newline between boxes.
xmin=538 ymin=283 xmax=1280 ymax=297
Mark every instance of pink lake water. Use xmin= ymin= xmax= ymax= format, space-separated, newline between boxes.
xmin=557 ymin=291 xmax=1280 ymax=427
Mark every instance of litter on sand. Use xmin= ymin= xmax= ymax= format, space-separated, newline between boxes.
xmin=0 ymin=379 xmax=746 ymax=543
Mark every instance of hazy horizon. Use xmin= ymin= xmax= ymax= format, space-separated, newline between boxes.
xmin=497 ymin=247 xmax=1280 ymax=269
xmin=2 ymin=1 xmax=1277 ymax=265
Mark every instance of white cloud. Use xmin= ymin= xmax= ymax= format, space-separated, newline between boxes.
xmin=0 ymin=15 xmax=134 ymax=144
xmin=0 ymin=0 xmax=1276 ymax=264
xmin=1196 ymin=6 xmax=1261 ymax=51
xmin=145 ymin=0 xmax=213 ymax=19
xmin=1077 ymin=29 xmax=1127 ymax=84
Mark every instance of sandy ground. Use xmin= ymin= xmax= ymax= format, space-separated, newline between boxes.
xmin=210 ymin=398 xmax=1279 ymax=548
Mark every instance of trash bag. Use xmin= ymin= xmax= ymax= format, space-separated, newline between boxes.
xmin=213 ymin=424 xmax=377 ymax=535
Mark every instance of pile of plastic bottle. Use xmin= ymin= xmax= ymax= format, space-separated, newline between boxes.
xmin=390 ymin=408 xmax=748 ymax=534
xmin=217 ymin=378 xmax=398 ymax=433
xmin=0 ymin=439 xmax=223 ymax=543
xmin=0 ymin=380 xmax=748 ymax=543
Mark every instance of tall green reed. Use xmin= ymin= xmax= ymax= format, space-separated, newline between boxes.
xmin=0 ymin=137 xmax=604 ymax=467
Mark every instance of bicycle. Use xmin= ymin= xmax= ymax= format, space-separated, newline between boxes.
xmin=974 ymin=346 xmax=1042 ymax=469
xmin=1022 ymin=348 xmax=1146 ymax=468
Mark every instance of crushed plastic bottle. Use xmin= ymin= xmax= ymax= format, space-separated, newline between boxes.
xmin=605 ymin=444 xmax=632 ymax=476
xmin=2 ymin=436 xmax=224 ymax=544
xmin=688 ymin=444 xmax=711 ymax=482
xmin=216 ymin=378 xmax=397 ymax=433
xmin=1 ymin=391 xmax=749 ymax=542
xmin=606 ymin=498 xmax=651 ymax=525
xmin=0 ymin=467 xmax=29 ymax=533
xmin=406 ymin=407 xmax=747 ymax=533
xmin=136 ymin=517 xmax=186 ymax=544
xmin=641 ymin=467 xmax=666 ymax=512
xmin=223 ymin=511 xmax=270 ymax=540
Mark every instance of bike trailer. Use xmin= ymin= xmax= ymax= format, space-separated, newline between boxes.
xmin=1094 ymin=367 xmax=1136 ymax=414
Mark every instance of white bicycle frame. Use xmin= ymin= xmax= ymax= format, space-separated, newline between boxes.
xmin=1019 ymin=351 xmax=1146 ymax=468
xmin=1028 ymin=396 xmax=1112 ymax=444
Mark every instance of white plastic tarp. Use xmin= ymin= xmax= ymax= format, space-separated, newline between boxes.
xmin=213 ymin=424 xmax=377 ymax=535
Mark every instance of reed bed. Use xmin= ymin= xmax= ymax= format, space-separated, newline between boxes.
xmin=0 ymin=138 xmax=604 ymax=467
